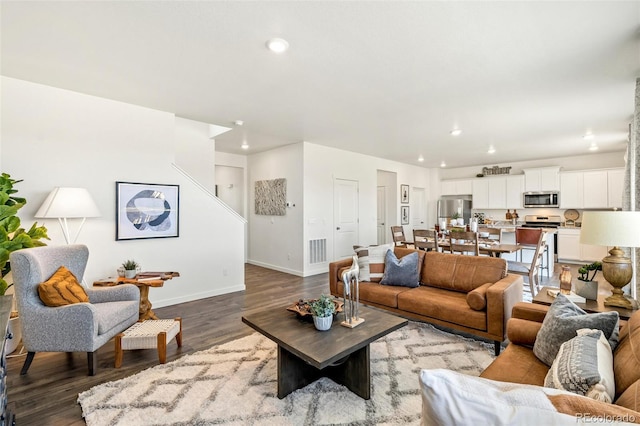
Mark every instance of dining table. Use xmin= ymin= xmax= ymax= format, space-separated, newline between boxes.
xmin=437 ymin=240 xmax=524 ymax=258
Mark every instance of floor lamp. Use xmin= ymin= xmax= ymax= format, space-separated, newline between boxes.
xmin=580 ymin=211 xmax=640 ymax=309
xmin=35 ymin=187 xmax=101 ymax=244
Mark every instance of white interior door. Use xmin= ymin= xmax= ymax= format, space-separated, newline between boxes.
xmin=334 ymin=179 xmax=359 ymax=259
xmin=412 ymin=187 xmax=426 ymax=228
xmin=377 ymin=186 xmax=386 ymax=244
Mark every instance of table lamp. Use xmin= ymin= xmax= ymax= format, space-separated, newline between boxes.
xmin=35 ymin=187 xmax=101 ymax=244
xmin=580 ymin=211 xmax=640 ymax=309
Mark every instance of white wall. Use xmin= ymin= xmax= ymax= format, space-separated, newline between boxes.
xmin=215 ymin=165 xmax=244 ymax=216
xmin=247 ymin=143 xmax=304 ymax=275
xmin=1 ymin=77 xmax=246 ymax=307
xmin=303 ymin=142 xmax=433 ymax=276
xmin=174 ymin=117 xmax=216 ymax=193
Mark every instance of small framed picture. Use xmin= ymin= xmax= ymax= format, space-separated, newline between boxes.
xmin=401 ymin=184 xmax=409 ymax=204
xmin=116 ymin=181 xmax=180 ymax=240
xmin=401 ymin=206 xmax=410 ymax=225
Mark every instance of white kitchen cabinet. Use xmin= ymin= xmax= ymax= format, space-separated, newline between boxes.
xmin=472 ymin=179 xmax=489 ymax=209
xmin=607 ymin=168 xmax=624 ymax=208
xmin=559 ymin=171 xmax=583 ymax=208
xmin=441 ymin=179 xmax=473 ymax=196
xmin=488 ymin=177 xmax=507 ymax=209
xmin=558 ymin=229 xmax=581 ymax=261
xmin=583 ymin=171 xmax=608 ymax=209
xmin=523 ymin=166 xmax=560 ymax=192
xmin=559 ymin=168 xmax=624 ymax=209
xmin=505 ymin=175 xmax=524 ymax=209
xmin=558 ymin=228 xmax=609 ymax=263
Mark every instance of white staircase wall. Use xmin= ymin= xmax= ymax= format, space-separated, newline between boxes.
xmin=0 ymin=77 xmax=246 ymax=307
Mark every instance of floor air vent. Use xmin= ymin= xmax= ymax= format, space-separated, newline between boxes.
xmin=309 ymin=239 xmax=327 ymax=264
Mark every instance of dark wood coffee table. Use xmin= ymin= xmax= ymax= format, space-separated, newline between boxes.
xmin=242 ymin=305 xmax=407 ymax=399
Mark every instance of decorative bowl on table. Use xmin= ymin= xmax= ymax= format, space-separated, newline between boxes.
xmin=287 ymin=298 xmax=344 ymax=321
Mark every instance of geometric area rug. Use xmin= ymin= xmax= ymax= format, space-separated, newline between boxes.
xmin=78 ymin=321 xmax=496 ymax=425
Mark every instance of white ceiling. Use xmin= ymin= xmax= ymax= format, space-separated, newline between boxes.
xmin=1 ymin=1 xmax=638 ymax=168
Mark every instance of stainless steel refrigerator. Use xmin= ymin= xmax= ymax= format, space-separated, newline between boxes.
xmin=437 ymin=195 xmax=473 ymax=224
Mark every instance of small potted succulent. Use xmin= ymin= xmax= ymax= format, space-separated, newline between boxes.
xmin=121 ymin=259 xmax=139 ymax=279
xmin=309 ymin=294 xmax=336 ymax=331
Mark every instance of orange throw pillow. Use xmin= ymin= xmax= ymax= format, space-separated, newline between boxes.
xmin=38 ymin=266 xmax=89 ymax=307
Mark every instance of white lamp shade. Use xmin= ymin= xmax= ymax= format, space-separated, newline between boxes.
xmin=580 ymin=211 xmax=640 ymax=248
xmin=35 ymin=187 xmax=101 ymax=218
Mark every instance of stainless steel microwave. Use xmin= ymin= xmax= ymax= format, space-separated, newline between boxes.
xmin=523 ymin=191 xmax=560 ymax=208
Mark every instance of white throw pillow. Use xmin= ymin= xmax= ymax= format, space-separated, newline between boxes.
xmin=419 ymin=369 xmax=636 ymax=426
xmin=545 ymin=329 xmax=615 ymax=403
xmin=353 ymin=243 xmax=393 ymax=282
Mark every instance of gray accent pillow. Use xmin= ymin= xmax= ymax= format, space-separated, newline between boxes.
xmin=380 ymin=250 xmax=419 ymax=288
xmin=533 ymin=294 xmax=619 ymax=366
xmin=544 ymin=329 xmax=615 ymax=402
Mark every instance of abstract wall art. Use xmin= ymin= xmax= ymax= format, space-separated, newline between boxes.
xmin=116 ymin=181 xmax=180 ymax=240
xmin=255 ymin=178 xmax=286 ymax=215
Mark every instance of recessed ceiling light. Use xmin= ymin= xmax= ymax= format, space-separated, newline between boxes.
xmin=418 ymin=155 xmax=424 ymax=162
xmin=266 ymin=38 xmax=289 ymax=53
xmin=588 ymin=143 xmax=599 ymax=151
xmin=241 ymin=141 xmax=249 ymax=150
xmin=234 ymin=120 xmax=244 ymax=126
xmin=440 ymin=161 xmax=447 ymax=168
xmin=583 ymin=132 xmax=594 ymax=140
xmin=487 ymin=145 xmax=496 ymax=154
xmin=450 ymin=129 xmax=462 ymax=137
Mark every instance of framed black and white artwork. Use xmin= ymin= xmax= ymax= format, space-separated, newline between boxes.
xmin=116 ymin=181 xmax=180 ymax=240
xmin=401 ymin=184 xmax=409 ymax=204
xmin=401 ymin=206 xmax=410 ymax=225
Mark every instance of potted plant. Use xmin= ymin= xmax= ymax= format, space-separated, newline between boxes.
xmin=578 ymin=261 xmax=602 ymax=282
xmin=576 ymin=261 xmax=602 ymax=300
xmin=309 ymin=294 xmax=336 ymax=331
xmin=0 ymin=173 xmax=50 ymax=353
xmin=121 ymin=259 xmax=139 ymax=279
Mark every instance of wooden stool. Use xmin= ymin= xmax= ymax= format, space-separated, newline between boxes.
xmin=115 ymin=318 xmax=182 ymax=368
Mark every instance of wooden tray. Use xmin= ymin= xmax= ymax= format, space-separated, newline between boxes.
xmin=287 ymin=299 xmax=344 ymax=320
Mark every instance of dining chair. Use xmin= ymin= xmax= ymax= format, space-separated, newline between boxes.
xmin=515 ymin=228 xmax=549 ymax=278
xmin=478 ymin=227 xmax=502 ymax=243
xmin=447 ymin=231 xmax=479 ymax=256
xmin=391 ymin=226 xmax=408 ymax=248
xmin=507 ymin=231 xmax=548 ymax=296
xmin=413 ymin=229 xmax=439 ymax=252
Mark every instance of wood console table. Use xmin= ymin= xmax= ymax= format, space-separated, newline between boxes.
xmin=94 ymin=272 xmax=179 ymax=320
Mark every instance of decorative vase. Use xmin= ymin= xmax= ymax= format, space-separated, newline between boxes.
xmin=559 ymin=265 xmax=572 ymax=295
xmin=117 ymin=267 xmax=126 ymax=277
xmin=124 ymin=269 xmax=137 ymax=279
xmin=313 ymin=315 xmax=333 ymax=331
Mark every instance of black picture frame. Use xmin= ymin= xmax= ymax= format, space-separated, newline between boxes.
xmin=116 ymin=181 xmax=180 ymax=241
xmin=401 ymin=184 xmax=409 ymax=204
xmin=401 ymin=206 xmax=410 ymax=225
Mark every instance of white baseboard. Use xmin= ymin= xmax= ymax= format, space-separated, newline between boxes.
xmin=247 ymin=259 xmax=303 ymax=277
xmin=151 ymin=284 xmax=246 ymax=309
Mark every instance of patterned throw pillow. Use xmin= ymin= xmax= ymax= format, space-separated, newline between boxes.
xmin=380 ymin=250 xmax=419 ymax=287
xmin=544 ymin=329 xmax=615 ymax=403
xmin=353 ymin=243 xmax=394 ymax=282
xmin=38 ymin=266 xmax=89 ymax=307
xmin=533 ymin=294 xmax=619 ymax=366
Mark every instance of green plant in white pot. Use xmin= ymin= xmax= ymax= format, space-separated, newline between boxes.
xmin=309 ymin=294 xmax=336 ymax=331
xmin=121 ymin=259 xmax=139 ymax=279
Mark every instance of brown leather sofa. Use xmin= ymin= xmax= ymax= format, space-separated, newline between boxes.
xmin=481 ymin=302 xmax=640 ymax=418
xmin=329 ymin=248 xmax=523 ymax=355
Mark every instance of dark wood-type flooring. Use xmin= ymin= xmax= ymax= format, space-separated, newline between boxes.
xmin=6 ymin=262 xmax=566 ymax=425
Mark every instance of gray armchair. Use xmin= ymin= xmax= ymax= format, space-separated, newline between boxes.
xmin=10 ymin=244 xmax=139 ymax=376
